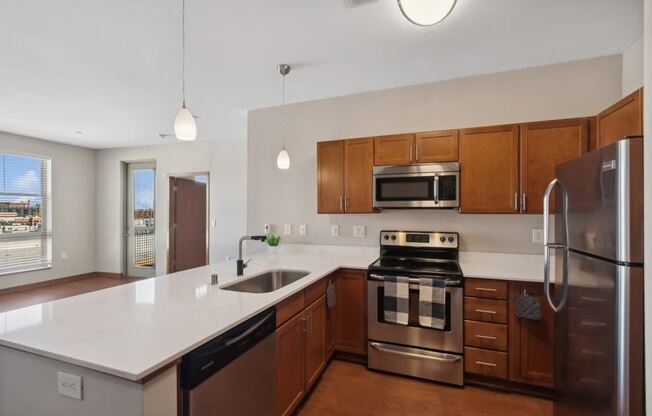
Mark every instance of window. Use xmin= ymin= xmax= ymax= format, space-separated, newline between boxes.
xmin=0 ymin=152 xmax=52 ymax=275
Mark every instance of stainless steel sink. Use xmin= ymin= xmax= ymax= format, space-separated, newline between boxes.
xmin=221 ymin=269 xmax=311 ymax=293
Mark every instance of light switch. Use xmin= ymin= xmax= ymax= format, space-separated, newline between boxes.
xmin=284 ymin=224 xmax=292 ymax=236
xmin=331 ymin=225 xmax=340 ymax=237
xmin=299 ymin=224 xmax=307 ymax=235
xmin=353 ymin=225 xmax=365 ymax=238
xmin=532 ymin=229 xmax=543 ymax=244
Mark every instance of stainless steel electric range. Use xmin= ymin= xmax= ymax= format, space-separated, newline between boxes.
xmin=367 ymin=230 xmax=464 ymax=386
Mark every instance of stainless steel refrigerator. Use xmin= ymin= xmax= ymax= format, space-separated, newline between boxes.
xmin=543 ymin=136 xmax=644 ymax=416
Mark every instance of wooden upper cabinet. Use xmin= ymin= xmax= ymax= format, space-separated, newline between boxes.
xmin=415 ymin=130 xmax=459 ymax=163
xmin=597 ymin=88 xmax=643 ymax=149
xmin=374 ymin=134 xmax=414 ymax=165
xmin=317 ymin=140 xmax=344 ymax=214
xmin=520 ymin=118 xmax=589 ymax=214
xmin=344 ymin=138 xmax=374 ymax=213
xmin=459 ymin=125 xmax=520 ymax=213
xmin=508 ymin=282 xmax=555 ymax=388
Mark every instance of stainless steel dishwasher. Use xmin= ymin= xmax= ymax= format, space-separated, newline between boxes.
xmin=180 ymin=308 xmax=276 ymax=416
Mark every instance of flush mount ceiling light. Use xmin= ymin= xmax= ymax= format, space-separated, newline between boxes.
xmin=174 ymin=0 xmax=197 ymax=141
xmin=397 ymin=0 xmax=457 ymax=26
xmin=276 ymin=64 xmax=291 ymax=170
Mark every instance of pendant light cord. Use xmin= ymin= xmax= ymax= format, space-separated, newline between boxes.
xmin=181 ymin=0 xmax=186 ymax=108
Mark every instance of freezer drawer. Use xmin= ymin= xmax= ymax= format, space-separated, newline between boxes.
xmin=368 ymin=341 xmax=463 ymax=386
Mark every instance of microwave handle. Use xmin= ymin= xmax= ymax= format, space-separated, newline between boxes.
xmin=434 ymin=175 xmax=440 ymax=202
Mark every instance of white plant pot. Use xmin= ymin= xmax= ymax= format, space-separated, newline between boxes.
xmin=268 ymin=246 xmax=279 ymax=254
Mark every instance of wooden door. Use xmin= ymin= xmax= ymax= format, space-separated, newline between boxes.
xmin=374 ymin=134 xmax=414 ymax=165
xmin=335 ymin=269 xmax=367 ymax=355
xmin=459 ymin=125 xmax=520 ymax=213
xmin=317 ymin=140 xmax=345 ymax=214
xmin=325 ymin=276 xmax=337 ymax=359
xmin=508 ymin=282 xmax=555 ymax=388
xmin=415 ymin=130 xmax=459 ymax=163
xmin=344 ymin=138 xmax=374 ymax=213
xmin=276 ymin=312 xmax=306 ymax=416
xmin=304 ymin=296 xmax=327 ymax=391
xmin=168 ymin=176 xmax=207 ymax=273
xmin=520 ymin=118 xmax=589 ymax=214
xmin=596 ymin=88 xmax=643 ymax=149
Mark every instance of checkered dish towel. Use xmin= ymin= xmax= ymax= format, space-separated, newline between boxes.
xmin=419 ymin=278 xmax=446 ymax=329
xmin=383 ymin=275 xmax=410 ymax=325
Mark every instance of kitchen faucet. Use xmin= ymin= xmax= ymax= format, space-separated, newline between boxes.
xmin=237 ymin=235 xmax=267 ymax=276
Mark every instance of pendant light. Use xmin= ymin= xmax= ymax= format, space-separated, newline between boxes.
xmin=174 ymin=0 xmax=197 ymax=141
xmin=276 ymin=64 xmax=291 ymax=170
xmin=398 ymin=0 xmax=456 ymax=26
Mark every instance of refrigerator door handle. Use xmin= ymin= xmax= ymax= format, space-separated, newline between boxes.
xmin=543 ymin=178 xmax=570 ymax=313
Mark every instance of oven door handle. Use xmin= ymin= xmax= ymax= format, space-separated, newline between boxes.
xmin=369 ymin=342 xmax=462 ymax=363
xmin=368 ymin=273 xmax=461 ymax=287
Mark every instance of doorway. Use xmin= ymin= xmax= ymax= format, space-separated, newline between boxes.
xmin=126 ymin=162 xmax=157 ymax=278
xmin=168 ymin=174 xmax=209 ymax=273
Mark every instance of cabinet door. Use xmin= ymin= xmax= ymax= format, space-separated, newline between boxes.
xmin=459 ymin=125 xmax=520 ymax=213
xmin=304 ymin=296 xmax=327 ymax=391
xmin=335 ymin=269 xmax=367 ymax=355
xmin=597 ymin=88 xmax=643 ymax=149
xmin=344 ymin=138 xmax=374 ymax=213
xmin=520 ymin=118 xmax=589 ymax=214
xmin=508 ymin=282 xmax=555 ymax=388
xmin=276 ymin=312 xmax=306 ymax=416
xmin=325 ymin=276 xmax=337 ymax=359
xmin=374 ymin=134 xmax=414 ymax=165
xmin=415 ymin=130 xmax=459 ymax=163
xmin=317 ymin=140 xmax=345 ymax=214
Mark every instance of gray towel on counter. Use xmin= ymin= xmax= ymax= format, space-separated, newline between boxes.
xmin=326 ymin=280 xmax=337 ymax=309
xmin=383 ymin=275 xmax=409 ymax=325
xmin=418 ymin=278 xmax=446 ymax=329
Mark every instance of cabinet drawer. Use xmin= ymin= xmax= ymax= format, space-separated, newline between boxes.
xmin=305 ymin=278 xmax=327 ymax=305
xmin=276 ymin=291 xmax=305 ymax=328
xmin=464 ymin=297 xmax=507 ymax=324
xmin=464 ymin=320 xmax=507 ymax=351
xmin=465 ymin=347 xmax=507 ymax=379
xmin=465 ymin=278 xmax=507 ymax=299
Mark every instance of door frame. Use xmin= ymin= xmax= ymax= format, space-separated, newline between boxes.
xmin=167 ymin=172 xmax=210 ymax=274
xmin=125 ymin=161 xmax=157 ymax=278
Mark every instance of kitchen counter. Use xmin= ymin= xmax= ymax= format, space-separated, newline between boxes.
xmin=0 ymin=244 xmax=545 ymax=383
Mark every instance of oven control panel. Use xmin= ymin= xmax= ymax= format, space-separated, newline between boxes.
xmin=380 ymin=231 xmax=458 ymax=248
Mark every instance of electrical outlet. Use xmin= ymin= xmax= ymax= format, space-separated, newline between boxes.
xmin=264 ymin=224 xmax=270 ymax=234
xmin=57 ymin=372 xmax=82 ymax=400
xmin=211 ymin=220 xmax=216 ymax=228
xmin=353 ymin=225 xmax=365 ymax=238
xmin=532 ymin=229 xmax=544 ymax=244
xmin=299 ymin=224 xmax=307 ymax=235
xmin=284 ymin=224 xmax=292 ymax=236
xmin=331 ymin=225 xmax=340 ymax=237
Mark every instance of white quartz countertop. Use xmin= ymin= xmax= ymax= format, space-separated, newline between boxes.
xmin=0 ymin=245 xmax=545 ymax=382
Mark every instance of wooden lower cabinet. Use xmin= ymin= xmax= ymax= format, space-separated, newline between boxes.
xmin=464 ymin=278 xmax=555 ymax=389
xmin=325 ymin=276 xmax=337 ymax=359
xmin=304 ymin=296 xmax=327 ymax=391
xmin=507 ymin=281 xmax=555 ymax=388
xmin=334 ymin=269 xmax=367 ymax=355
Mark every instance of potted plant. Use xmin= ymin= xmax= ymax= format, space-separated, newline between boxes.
xmin=267 ymin=233 xmax=281 ymax=253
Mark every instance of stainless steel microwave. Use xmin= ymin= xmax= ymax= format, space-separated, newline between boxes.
xmin=373 ymin=163 xmax=460 ymax=209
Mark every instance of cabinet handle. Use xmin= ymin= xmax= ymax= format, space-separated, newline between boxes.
xmin=475 ymin=287 xmax=497 ymax=292
xmin=475 ymin=361 xmax=497 ymax=367
xmin=475 ymin=309 xmax=497 ymax=315
xmin=514 ymin=193 xmax=519 ymax=212
xmin=475 ymin=334 xmax=497 ymax=340
xmin=344 ymin=197 xmax=348 ymax=212
xmin=339 ymin=196 xmax=344 ymax=213
xmin=409 ymin=145 xmax=414 ymax=162
xmin=301 ymin=317 xmax=308 ymax=333
xmin=522 ymin=193 xmax=527 ymax=212
xmin=415 ymin=144 xmax=419 ymax=161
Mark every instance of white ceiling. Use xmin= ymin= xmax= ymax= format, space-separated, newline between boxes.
xmin=0 ymin=0 xmax=643 ymax=149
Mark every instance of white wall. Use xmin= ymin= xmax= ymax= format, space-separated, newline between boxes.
xmin=247 ymin=55 xmax=624 ymax=255
xmin=0 ymin=132 xmax=96 ymax=290
xmin=643 ymin=0 xmax=651 ymax=413
xmin=622 ymin=36 xmax=645 ymax=96
xmin=95 ymin=139 xmax=246 ymax=275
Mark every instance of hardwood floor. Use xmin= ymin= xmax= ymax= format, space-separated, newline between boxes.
xmin=0 ymin=273 xmax=138 ymax=313
xmin=298 ymin=360 xmax=552 ymax=416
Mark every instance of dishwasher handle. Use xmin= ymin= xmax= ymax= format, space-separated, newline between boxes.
xmin=180 ymin=307 xmax=276 ymax=390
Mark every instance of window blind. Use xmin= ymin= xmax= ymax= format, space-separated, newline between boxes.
xmin=0 ymin=152 xmax=52 ymax=275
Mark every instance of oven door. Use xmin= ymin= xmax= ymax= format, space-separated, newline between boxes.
xmin=373 ymin=173 xmax=437 ymax=208
xmin=367 ymin=276 xmax=463 ymax=354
